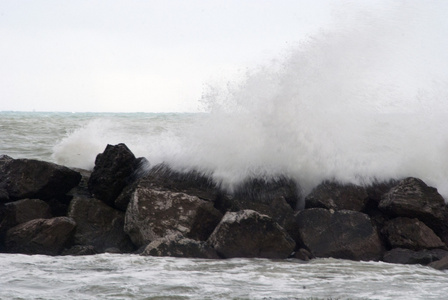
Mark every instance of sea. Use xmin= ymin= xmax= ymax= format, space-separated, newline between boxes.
xmin=3 ymin=2 xmax=448 ymax=298
xmin=1 ymin=111 xmax=448 ymax=300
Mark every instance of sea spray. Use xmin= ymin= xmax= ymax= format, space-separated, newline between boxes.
xmin=52 ymin=2 xmax=448 ymax=197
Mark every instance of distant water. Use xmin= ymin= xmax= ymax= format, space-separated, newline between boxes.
xmin=1 ymin=254 xmax=448 ymax=300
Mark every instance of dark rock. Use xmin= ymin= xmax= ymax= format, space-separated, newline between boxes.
xmin=124 ymin=187 xmax=223 ymax=248
xmin=381 ymin=217 xmax=446 ymax=250
xmin=0 ymin=188 xmax=8 ymax=203
xmin=216 ymin=177 xmax=301 ymax=240
xmin=305 ymin=181 xmax=368 ymax=211
xmin=364 ymin=179 xmax=399 ymax=211
xmin=293 ymin=248 xmax=314 ymax=261
xmin=383 ymin=248 xmax=448 ymax=265
xmin=5 ymin=217 xmax=76 ymax=255
xmin=0 ymin=198 xmax=52 ymax=238
xmin=88 ymin=143 xmax=139 ymax=206
xmin=207 ymin=210 xmax=295 ymax=259
xmin=117 ymin=163 xmax=218 ymax=209
xmin=428 ymin=255 xmax=448 ymax=270
xmin=141 ymin=233 xmax=219 ymax=259
xmin=68 ymin=196 xmax=135 ymax=253
xmin=0 ymin=158 xmax=82 ymax=201
xmin=295 ymin=208 xmax=383 ymax=261
xmin=378 ymin=177 xmax=446 ymax=225
xmin=61 ymin=245 xmax=97 ymax=256
xmin=67 ymin=168 xmax=92 ymax=198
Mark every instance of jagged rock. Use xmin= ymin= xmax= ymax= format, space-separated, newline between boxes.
xmin=293 ymin=248 xmax=314 ymax=261
xmin=124 ymin=187 xmax=223 ymax=247
xmin=116 ymin=163 xmax=218 ymax=211
xmin=295 ymin=208 xmax=383 ymax=261
xmin=0 ymin=198 xmax=52 ymax=239
xmin=68 ymin=196 xmax=135 ymax=253
xmin=428 ymin=255 xmax=448 ymax=270
xmin=0 ymin=158 xmax=81 ymax=201
xmin=5 ymin=217 xmax=76 ymax=255
xmin=61 ymin=245 xmax=97 ymax=256
xmin=216 ymin=177 xmax=301 ymax=240
xmin=141 ymin=233 xmax=219 ymax=259
xmin=378 ymin=177 xmax=448 ymax=245
xmin=378 ymin=177 xmax=446 ymax=224
xmin=381 ymin=217 xmax=446 ymax=250
xmin=383 ymin=248 xmax=448 ymax=265
xmin=305 ymin=181 xmax=368 ymax=211
xmin=207 ymin=210 xmax=295 ymax=259
xmin=88 ymin=143 xmax=139 ymax=206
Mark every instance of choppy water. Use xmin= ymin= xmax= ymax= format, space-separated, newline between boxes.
xmin=1 ymin=254 xmax=448 ymax=300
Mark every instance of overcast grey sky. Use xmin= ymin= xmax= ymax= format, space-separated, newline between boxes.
xmin=0 ymin=0 xmax=408 ymax=112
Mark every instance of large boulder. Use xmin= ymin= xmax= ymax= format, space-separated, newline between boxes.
xmin=428 ymin=255 xmax=448 ymax=270
xmin=383 ymin=248 xmax=448 ymax=265
xmin=115 ymin=163 xmax=218 ymax=211
xmin=295 ymin=208 xmax=383 ymax=261
xmin=305 ymin=181 xmax=368 ymax=211
xmin=141 ymin=233 xmax=219 ymax=259
xmin=0 ymin=198 xmax=52 ymax=240
xmin=0 ymin=157 xmax=81 ymax=202
xmin=207 ymin=210 xmax=295 ymax=259
xmin=124 ymin=187 xmax=223 ymax=248
xmin=381 ymin=217 xmax=446 ymax=250
xmin=378 ymin=177 xmax=447 ymax=225
xmin=88 ymin=143 xmax=140 ymax=206
xmin=216 ymin=177 xmax=301 ymax=240
xmin=4 ymin=217 xmax=76 ymax=255
xmin=68 ymin=196 xmax=135 ymax=253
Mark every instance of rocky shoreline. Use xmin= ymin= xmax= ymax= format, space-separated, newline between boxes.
xmin=1 ymin=143 xmax=448 ymax=270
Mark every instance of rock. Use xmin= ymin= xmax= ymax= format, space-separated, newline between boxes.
xmin=383 ymin=248 xmax=448 ymax=265
xmin=428 ymin=255 xmax=448 ymax=270
xmin=5 ymin=217 xmax=76 ymax=255
xmin=124 ymin=187 xmax=223 ymax=248
xmin=207 ymin=210 xmax=295 ymax=259
xmin=141 ymin=233 xmax=219 ymax=259
xmin=305 ymin=181 xmax=368 ymax=211
xmin=0 ymin=158 xmax=82 ymax=201
xmin=216 ymin=177 xmax=301 ymax=240
xmin=88 ymin=143 xmax=139 ymax=206
xmin=61 ymin=245 xmax=97 ymax=256
xmin=293 ymin=248 xmax=314 ymax=261
xmin=116 ymin=163 xmax=218 ymax=211
xmin=68 ymin=196 xmax=135 ymax=253
xmin=378 ymin=177 xmax=446 ymax=225
xmin=295 ymin=208 xmax=383 ymax=261
xmin=0 ymin=188 xmax=8 ymax=203
xmin=381 ymin=217 xmax=446 ymax=250
xmin=0 ymin=198 xmax=52 ymax=241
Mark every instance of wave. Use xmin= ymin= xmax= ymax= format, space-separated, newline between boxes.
xmin=53 ymin=1 xmax=448 ymax=197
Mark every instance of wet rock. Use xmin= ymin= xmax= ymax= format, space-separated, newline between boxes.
xmin=207 ymin=210 xmax=295 ymax=259
xmin=0 ymin=158 xmax=81 ymax=201
xmin=378 ymin=177 xmax=447 ymax=225
xmin=295 ymin=208 xmax=383 ymax=261
xmin=88 ymin=143 xmax=139 ymax=206
xmin=383 ymin=248 xmax=448 ymax=265
xmin=68 ymin=196 xmax=135 ymax=253
xmin=293 ymin=248 xmax=314 ymax=261
xmin=5 ymin=217 xmax=76 ymax=255
xmin=0 ymin=198 xmax=52 ymax=240
xmin=216 ymin=177 xmax=301 ymax=240
xmin=61 ymin=245 xmax=97 ymax=256
xmin=305 ymin=181 xmax=369 ymax=211
xmin=428 ymin=255 xmax=448 ymax=270
xmin=141 ymin=233 xmax=219 ymax=259
xmin=381 ymin=217 xmax=446 ymax=250
xmin=124 ymin=187 xmax=223 ymax=248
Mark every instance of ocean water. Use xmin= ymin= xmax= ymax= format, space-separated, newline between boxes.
xmin=1 ymin=254 xmax=448 ymax=300
xmin=3 ymin=2 xmax=448 ymax=299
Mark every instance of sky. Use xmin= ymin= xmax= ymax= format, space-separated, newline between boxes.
xmin=1 ymin=0 xmax=390 ymax=112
